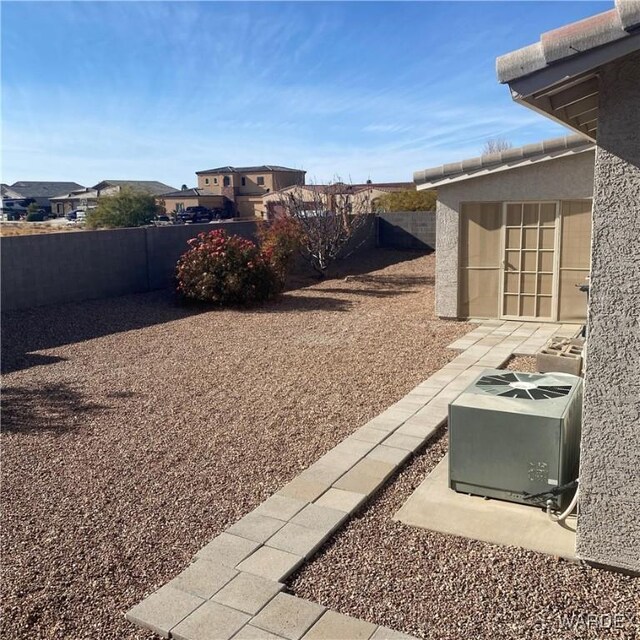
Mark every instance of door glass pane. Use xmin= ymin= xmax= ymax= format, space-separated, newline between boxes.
xmin=523 ymin=228 xmax=538 ymax=249
xmin=506 ymin=228 xmax=520 ymax=249
xmin=540 ymin=228 xmax=555 ymax=250
xmin=537 ymin=296 xmax=552 ymax=318
xmin=521 ymin=273 xmax=536 ymax=294
xmin=506 ymin=204 xmax=522 ymax=226
xmin=505 ymin=250 xmax=520 ymax=270
xmin=538 ymin=273 xmax=553 ymax=295
xmin=523 ymin=203 xmax=538 ymax=226
xmin=504 ymin=295 xmax=518 ymax=316
xmin=539 ymin=251 xmax=554 ymax=271
xmin=540 ymin=203 xmax=556 ymax=226
xmin=505 ymin=272 xmax=519 ymax=293
xmin=522 ymin=251 xmax=537 ymax=271
xmin=521 ymin=295 xmax=535 ymax=316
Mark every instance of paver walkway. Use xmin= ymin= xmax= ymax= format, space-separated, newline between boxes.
xmin=127 ymin=320 xmax=582 ymax=640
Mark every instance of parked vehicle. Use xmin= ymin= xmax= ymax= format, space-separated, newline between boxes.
xmin=65 ymin=209 xmax=84 ymax=221
xmin=152 ymin=215 xmax=172 ymax=226
xmin=177 ymin=206 xmax=213 ymax=224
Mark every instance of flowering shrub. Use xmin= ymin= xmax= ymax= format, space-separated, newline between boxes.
xmin=176 ymin=230 xmax=281 ymax=305
xmin=257 ymin=217 xmax=305 ymax=284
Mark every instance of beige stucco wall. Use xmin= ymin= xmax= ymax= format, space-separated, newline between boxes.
xmin=435 ymin=150 xmax=595 ymax=318
xmin=576 ymin=52 xmax=640 ymax=573
xmin=197 ymin=170 xmax=304 ymax=196
xmin=159 ymin=194 xmax=227 ymax=214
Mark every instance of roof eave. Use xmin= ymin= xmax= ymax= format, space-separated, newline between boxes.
xmin=500 ymin=31 xmax=640 ymax=142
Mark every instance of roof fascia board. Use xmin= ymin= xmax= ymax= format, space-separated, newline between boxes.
xmin=507 ymin=32 xmax=640 ymax=99
xmin=415 ymin=146 xmax=594 ymax=190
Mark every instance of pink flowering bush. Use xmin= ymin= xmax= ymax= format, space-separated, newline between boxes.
xmin=176 ymin=230 xmax=281 ymax=305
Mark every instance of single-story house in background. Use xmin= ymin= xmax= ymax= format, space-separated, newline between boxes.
xmin=414 ymin=135 xmax=594 ymax=323
xmin=263 ymin=182 xmax=415 ymax=219
xmin=50 ymin=180 xmax=176 ymax=216
xmin=2 ymin=181 xmax=84 ymax=215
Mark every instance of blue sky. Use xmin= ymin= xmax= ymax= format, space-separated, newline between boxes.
xmin=2 ymin=1 xmax=609 ymax=188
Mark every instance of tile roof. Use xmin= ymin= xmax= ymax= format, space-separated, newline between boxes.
xmin=496 ymin=0 xmax=640 ymax=83
xmin=9 ymin=181 xmax=85 ymax=198
xmin=269 ymin=182 xmax=415 ymax=196
xmin=413 ymin=135 xmax=594 ymax=189
xmin=93 ymin=180 xmax=178 ymax=195
xmin=195 ymin=165 xmax=305 ymax=175
xmin=159 ymin=188 xmax=211 ymax=197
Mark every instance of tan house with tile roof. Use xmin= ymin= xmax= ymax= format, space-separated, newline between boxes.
xmin=263 ymin=182 xmax=416 ymax=220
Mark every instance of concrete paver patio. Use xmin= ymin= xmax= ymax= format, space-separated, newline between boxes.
xmin=126 ymin=320 xmax=581 ymax=639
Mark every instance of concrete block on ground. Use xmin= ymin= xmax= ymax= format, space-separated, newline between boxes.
xmin=301 ymin=610 xmax=377 ymax=639
xmin=227 ymin=513 xmax=286 ymax=544
xmin=171 ymin=600 xmax=250 ymax=640
xmin=277 ymin=476 xmax=329 ymax=503
xmin=194 ymin=533 xmax=261 ymax=567
xmin=381 ymin=432 xmax=424 ymax=453
xmin=333 ymin=457 xmax=395 ymax=494
xmin=236 ymin=546 xmax=303 ymax=582
xmin=301 ymin=462 xmax=348 ymax=486
xmin=169 ymin=559 xmax=237 ymax=600
xmin=290 ymin=503 xmax=347 ymax=534
xmin=125 ymin=584 xmax=205 ymax=638
xmin=251 ymin=593 xmax=325 ymax=640
xmin=350 ymin=426 xmax=390 ymax=445
xmin=265 ymin=522 xmax=328 ymax=558
xmin=233 ymin=624 xmax=288 ymax=639
xmin=254 ymin=495 xmax=307 ymax=522
xmin=366 ymin=444 xmax=411 ymax=466
xmin=212 ymin=572 xmax=284 ymax=616
xmin=313 ymin=488 xmax=367 ymax=514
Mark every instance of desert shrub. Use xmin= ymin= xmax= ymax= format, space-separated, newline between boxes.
xmin=85 ymin=187 xmax=158 ymax=229
xmin=176 ymin=230 xmax=281 ymax=305
xmin=257 ymin=217 xmax=304 ymax=283
xmin=26 ymin=211 xmax=45 ymax=222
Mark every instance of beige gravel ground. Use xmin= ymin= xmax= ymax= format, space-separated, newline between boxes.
xmin=292 ymin=362 xmax=640 ymax=640
xmin=1 ymin=250 xmax=472 ymax=640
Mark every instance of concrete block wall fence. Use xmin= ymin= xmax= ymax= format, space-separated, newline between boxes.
xmin=376 ymin=211 xmax=436 ymax=250
xmin=1 ymin=216 xmax=390 ymax=312
xmin=0 ymin=222 xmax=258 ymax=312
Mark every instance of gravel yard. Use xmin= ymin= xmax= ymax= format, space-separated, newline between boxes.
xmin=292 ymin=365 xmax=640 ymax=640
xmin=1 ymin=250 xmax=473 ymax=640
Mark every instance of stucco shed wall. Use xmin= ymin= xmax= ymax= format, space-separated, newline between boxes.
xmin=435 ymin=150 xmax=595 ymax=318
xmin=576 ymin=52 xmax=640 ymax=573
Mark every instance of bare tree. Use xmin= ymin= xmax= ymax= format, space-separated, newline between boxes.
xmin=481 ymin=137 xmax=513 ymax=155
xmin=272 ymin=180 xmax=374 ymax=277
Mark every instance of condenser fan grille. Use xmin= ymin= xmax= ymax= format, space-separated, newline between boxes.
xmin=476 ymin=372 xmax=572 ymax=400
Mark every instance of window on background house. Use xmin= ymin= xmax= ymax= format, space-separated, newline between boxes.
xmin=257 ymin=176 xmax=265 ymax=186
xmin=223 ymin=176 xmax=230 ymax=187
xmin=241 ymin=177 xmax=246 ymax=186
xmin=205 ymin=178 xmax=210 ymax=185
xmin=176 ymin=203 xmax=184 ymax=212
xmin=213 ymin=177 xmax=218 ymax=185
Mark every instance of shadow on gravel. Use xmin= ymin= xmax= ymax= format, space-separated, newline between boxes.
xmin=1 ymin=383 xmax=106 ymax=435
xmin=285 ymin=248 xmax=430 ymax=290
xmin=318 ymin=287 xmax=414 ymax=299
xmin=267 ymin=295 xmax=354 ymax=313
xmin=1 ymin=249 xmax=430 ymax=374
xmin=1 ymin=290 xmax=203 ymax=374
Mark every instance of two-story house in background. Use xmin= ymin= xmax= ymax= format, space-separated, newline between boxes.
xmin=160 ymin=165 xmax=306 ymax=218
